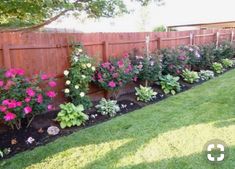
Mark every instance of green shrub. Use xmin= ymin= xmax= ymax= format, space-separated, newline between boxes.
xmin=56 ymin=103 xmax=89 ymax=129
xmin=199 ymin=70 xmax=214 ymax=81
xmin=64 ymin=43 xmax=96 ymax=109
xmin=221 ymin=59 xmax=234 ymax=68
xmin=159 ymin=74 xmax=181 ymax=95
xmin=214 ymin=41 xmax=235 ymax=61
xmin=181 ymin=69 xmax=199 ymax=84
xmin=212 ymin=62 xmax=224 ymax=74
xmin=199 ymin=43 xmax=216 ymax=69
xmin=95 ymin=98 xmax=120 ymax=117
xmin=135 ymin=85 xmax=157 ymax=102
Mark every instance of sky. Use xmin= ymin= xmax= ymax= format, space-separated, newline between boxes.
xmin=46 ymin=0 xmax=235 ymax=32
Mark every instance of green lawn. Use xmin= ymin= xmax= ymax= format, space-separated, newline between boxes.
xmin=1 ymin=70 xmax=235 ymax=169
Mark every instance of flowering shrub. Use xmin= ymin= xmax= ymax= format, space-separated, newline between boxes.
xmin=130 ymin=55 xmax=162 ymax=86
xmin=161 ymin=48 xmax=189 ymax=76
xmin=198 ymin=43 xmax=216 ymax=69
xmin=64 ymin=43 xmax=96 ymax=109
xmin=0 ymin=68 xmax=56 ymax=130
xmin=214 ymin=41 xmax=235 ymax=61
xmin=94 ymin=56 xmax=138 ymax=92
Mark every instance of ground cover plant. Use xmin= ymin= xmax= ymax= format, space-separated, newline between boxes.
xmin=135 ymin=85 xmax=157 ymax=102
xmin=95 ymin=98 xmax=120 ymax=117
xmin=1 ymin=69 xmax=235 ymax=169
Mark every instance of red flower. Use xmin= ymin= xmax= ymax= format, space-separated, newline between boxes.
xmin=4 ymin=112 xmax=16 ymax=121
xmin=24 ymin=106 xmax=32 ymax=114
xmin=108 ymin=81 xmax=116 ymax=88
xmin=46 ymin=91 xmax=56 ymax=98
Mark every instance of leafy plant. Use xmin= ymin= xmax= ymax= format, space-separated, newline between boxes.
xmin=212 ymin=62 xmax=224 ymax=74
xmin=130 ymin=55 xmax=161 ymax=86
xmin=198 ymin=43 xmax=216 ymax=69
xmin=221 ymin=59 xmax=234 ymax=69
xmin=64 ymin=43 xmax=95 ymax=109
xmin=95 ymin=98 xmax=120 ymax=117
xmin=214 ymin=41 xmax=235 ymax=61
xmin=181 ymin=69 xmax=199 ymax=84
xmin=56 ymin=103 xmax=89 ymax=129
xmin=159 ymin=74 xmax=181 ymax=95
xmin=199 ymin=70 xmax=214 ymax=81
xmin=135 ymin=85 xmax=157 ymax=102
xmin=0 ymin=68 xmax=56 ymax=130
xmin=94 ymin=56 xmax=138 ymax=91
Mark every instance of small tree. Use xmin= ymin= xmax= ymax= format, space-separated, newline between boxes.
xmin=153 ymin=25 xmax=166 ymax=32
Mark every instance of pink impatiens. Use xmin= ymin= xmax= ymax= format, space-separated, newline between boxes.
xmin=4 ymin=112 xmax=16 ymax=121
xmin=108 ymin=81 xmax=116 ymax=88
xmin=26 ymin=88 xmax=36 ymax=97
xmin=46 ymin=91 xmax=57 ymax=98
xmin=24 ymin=106 xmax=32 ymax=114
xmin=48 ymin=81 xmax=57 ymax=87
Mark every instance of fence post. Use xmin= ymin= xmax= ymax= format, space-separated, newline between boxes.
xmin=2 ymin=44 xmax=11 ymax=69
xmin=231 ymin=31 xmax=234 ymax=43
xmin=157 ymin=37 xmax=162 ymax=50
xmin=103 ymin=41 xmax=109 ymax=62
xmin=216 ymin=32 xmax=220 ymax=49
xmin=190 ymin=33 xmax=194 ymax=45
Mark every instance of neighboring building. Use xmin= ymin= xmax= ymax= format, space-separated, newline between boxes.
xmin=167 ymin=21 xmax=235 ymax=31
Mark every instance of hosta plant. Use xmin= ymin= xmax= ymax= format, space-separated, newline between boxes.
xmin=181 ymin=69 xmax=199 ymax=84
xmin=95 ymin=98 xmax=120 ymax=117
xmin=0 ymin=68 xmax=56 ymax=130
xmin=159 ymin=74 xmax=181 ymax=95
xmin=56 ymin=103 xmax=89 ymax=129
xmin=135 ymin=85 xmax=157 ymax=102
xmin=199 ymin=70 xmax=214 ymax=81
xmin=221 ymin=59 xmax=234 ymax=69
xmin=64 ymin=43 xmax=96 ymax=109
xmin=212 ymin=62 xmax=224 ymax=74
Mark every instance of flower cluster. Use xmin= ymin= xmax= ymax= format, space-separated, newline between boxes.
xmin=64 ymin=44 xmax=95 ymax=109
xmin=0 ymin=68 xmax=57 ymax=130
xmin=94 ymin=55 xmax=138 ymax=91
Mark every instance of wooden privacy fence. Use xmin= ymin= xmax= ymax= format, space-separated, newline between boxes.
xmin=0 ymin=29 xmax=234 ymax=104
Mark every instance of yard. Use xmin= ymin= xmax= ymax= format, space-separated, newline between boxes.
xmin=1 ymin=69 xmax=235 ymax=169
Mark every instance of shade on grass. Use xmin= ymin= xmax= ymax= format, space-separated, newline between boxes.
xmin=1 ymin=70 xmax=235 ymax=169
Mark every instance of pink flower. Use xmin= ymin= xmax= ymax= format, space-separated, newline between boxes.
xmin=117 ymin=60 xmax=124 ymax=68
xmin=5 ymin=70 xmax=15 ymax=78
xmin=0 ymin=106 xmax=7 ymax=112
xmin=0 ymin=80 xmax=4 ymax=87
xmin=37 ymin=94 xmax=43 ymax=103
xmin=41 ymin=74 xmax=49 ymax=80
xmin=4 ymin=112 xmax=16 ymax=121
xmin=133 ymin=76 xmax=137 ymax=82
xmin=25 ymin=97 xmax=31 ymax=103
xmin=101 ymin=62 xmax=111 ymax=68
xmin=137 ymin=64 xmax=143 ymax=69
xmin=123 ymin=52 xmax=129 ymax=58
xmin=26 ymin=88 xmax=35 ymax=97
xmin=46 ymin=91 xmax=56 ymax=98
xmin=48 ymin=81 xmax=56 ymax=88
xmin=4 ymin=80 xmax=15 ymax=90
xmin=124 ymin=69 xmax=130 ymax=74
xmin=24 ymin=106 xmax=32 ymax=114
xmin=109 ymin=66 xmax=115 ymax=72
xmin=8 ymin=100 xmax=17 ymax=109
xmin=16 ymin=101 xmax=22 ymax=107
xmin=16 ymin=69 xmax=25 ymax=76
xmin=2 ymin=99 xmax=10 ymax=106
xmin=97 ymin=73 xmax=102 ymax=80
xmin=112 ymin=73 xmax=119 ymax=78
xmin=47 ymin=104 xmax=53 ymax=110
xmin=108 ymin=81 xmax=116 ymax=88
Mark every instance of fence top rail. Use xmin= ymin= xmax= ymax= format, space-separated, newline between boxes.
xmin=161 ymin=36 xmax=190 ymax=41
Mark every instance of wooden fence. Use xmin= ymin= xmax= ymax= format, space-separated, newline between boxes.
xmin=0 ymin=29 xmax=234 ymax=105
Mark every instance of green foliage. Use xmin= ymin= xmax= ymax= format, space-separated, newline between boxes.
xmin=0 ymin=0 xmax=160 ymax=28
xmin=131 ymin=55 xmax=162 ymax=85
xmin=199 ymin=70 xmax=214 ymax=81
xmin=221 ymin=59 xmax=234 ymax=69
xmin=198 ymin=43 xmax=216 ymax=69
xmin=95 ymin=98 xmax=120 ymax=117
xmin=135 ymin=85 xmax=157 ymax=102
xmin=212 ymin=62 xmax=224 ymax=74
xmin=0 ymin=150 xmax=3 ymax=158
xmin=153 ymin=25 xmax=166 ymax=32
xmin=181 ymin=69 xmax=199 ymax=84
xmin=56 ymin=103 xmax=89 ymax=129
xmin=159 ymin=74 xmax=181 ymax=95
xmin=64 ymin=43 xmax=95 ymax=109
xmin=214 ymin=41 xmax=235 ymax=61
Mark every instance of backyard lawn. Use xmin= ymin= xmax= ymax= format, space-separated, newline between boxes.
xmin=1 ymin=69 xmax=235 ymax=169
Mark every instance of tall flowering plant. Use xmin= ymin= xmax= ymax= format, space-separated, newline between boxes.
xmin=0 ymin=68 xmax=57 ymax=130
xmin=63 ymin=43 xmax=96 ymax=109
xmin=94 ymin=55 xmax=138 ymax=97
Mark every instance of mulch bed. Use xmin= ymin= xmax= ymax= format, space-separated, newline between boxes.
xmin=0 ymin=68 xmax=234 ymax=160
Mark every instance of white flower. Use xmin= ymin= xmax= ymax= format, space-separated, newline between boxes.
xmin=75 ymin=85 xmax=79 ymax=89
xmin=74 ymin=56 xmax=78 ymax=62
xmin=78 ymin=49 xmax=83 ymax=53
xmin=80 ymin=92 xmax=85 ymax=97
xmin=91 ymin=66 xmax=96 ymax=71
xmin=86 ymin=63 xmax=91 ymax=68
xmin=82 ymin=64 xmax=86 ymax=69
xmin=65 ymin=80 xmax=71 ymax=85
xmin=82 ymin=75 xmax=86 ymax=79
xmin=64 ymin=89 xmax=70 ymax=94
xmin=64 ymin=70 xmax=69 ymax=76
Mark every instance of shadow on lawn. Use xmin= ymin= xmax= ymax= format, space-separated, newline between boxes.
xmin=1 ymin=71 xmax=235 ymax=169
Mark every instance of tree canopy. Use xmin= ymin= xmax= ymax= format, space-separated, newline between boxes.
xmin=0 ymin=0 xmax=163 ymax=31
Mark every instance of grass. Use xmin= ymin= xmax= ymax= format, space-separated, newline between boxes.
xmin=1 ymin=70 xmax=235 ymax=169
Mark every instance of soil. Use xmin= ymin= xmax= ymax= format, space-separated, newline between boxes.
xmin=0 ymin=68 xmax=233 ymax=160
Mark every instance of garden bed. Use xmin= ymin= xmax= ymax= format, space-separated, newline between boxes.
xmin=1 ymin=67 xmax=234 ymax=159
